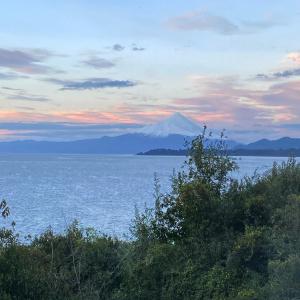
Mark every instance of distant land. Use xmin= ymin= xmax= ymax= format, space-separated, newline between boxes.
xmin=137 ymin=148 xmax=188 ymax=156
xmin=0 ymin=113 xmax=299 ymax=155
xmin=0 ymin=134 xmax=194 ymax=154
xmin=138 ymin=148 xmax=300 ymax=157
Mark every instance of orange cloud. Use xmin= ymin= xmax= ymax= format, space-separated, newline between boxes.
xmin=0 ymin=78 xmax=299 ymax=142
xmin=0 ymin=110 xmax=135 ymax=124
xmin=52 ymin=111 xmax=134 ymax=124
xmin=0 ymin=111 xmax=52 ymax=122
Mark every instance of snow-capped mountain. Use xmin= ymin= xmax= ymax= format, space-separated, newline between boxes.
xmin=137 ymin=112 xmax=202 ymax=137
xmin=0 ymin=112 xmax=242 ymax=154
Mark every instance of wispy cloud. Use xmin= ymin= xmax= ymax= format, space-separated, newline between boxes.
xmin=167 ymin=12 xmax=239 ymax=35
xmin=0 ymin=110 xmax=137 ymax=124
xmin=242 ymin=20 xmax=281 ymax=31
xmin=1 ymin=87 xmax=51 ymax=102
xmin=15 ymin=106 xmax=36 ymax=111
xmin=7 ymin=94 xmax=50 ymax=102
xmin=0 ymin=48 xmax=61 ymax=74
xmin=82 ymin=57 xmax=115 ymax=69
xmin=47 ymin=78 xmax=137 ymax=90
xmin=0 ymin=121 xmax=141 ymax=141
xmin=167 ymin=11 xmax=281 ymax=35
xmin=2 ymin=87 xmax=24 ymax=91
xmin=0 ymin=72 xmax=28 ymax=80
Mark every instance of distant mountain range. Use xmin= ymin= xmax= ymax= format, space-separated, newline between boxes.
xmin=239 ymin=137 xmax=300 ymax=150
xmin=0 ymin=134 xmax=194 ymax=154
xmin=0 ymin=113 xmax=299 ymax=155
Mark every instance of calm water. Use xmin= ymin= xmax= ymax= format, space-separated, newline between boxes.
xmin=0 ymin=154 xmax=296 ymax=238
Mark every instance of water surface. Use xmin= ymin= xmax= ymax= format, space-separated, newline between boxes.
xmin=0 ymin=154 xmax=296 ymax=237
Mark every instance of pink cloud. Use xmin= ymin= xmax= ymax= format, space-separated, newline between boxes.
xmin=286 ymin=52 xmax=300 ymax=64
xmin=168 ymin=77 xmax=300 ymax=141
xmin=0 ymin=78 xmax=299 ymax=141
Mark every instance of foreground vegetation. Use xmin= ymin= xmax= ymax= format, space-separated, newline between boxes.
xmin=1 ymin=130 xmax=300 ymax=299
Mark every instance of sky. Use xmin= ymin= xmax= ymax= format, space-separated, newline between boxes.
xmin=0 ymin=0 xmax=300 ymax=142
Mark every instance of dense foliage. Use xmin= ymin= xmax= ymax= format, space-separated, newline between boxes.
xmin=1 ymin=130 xmax=300 ymax=299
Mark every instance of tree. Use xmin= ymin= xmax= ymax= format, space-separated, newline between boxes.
xmin=149 ymin=127 xmax=238 ymax=242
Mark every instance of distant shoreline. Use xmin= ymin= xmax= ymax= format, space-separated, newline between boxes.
xmin=137 ymin=148 xmax=300 ymax=157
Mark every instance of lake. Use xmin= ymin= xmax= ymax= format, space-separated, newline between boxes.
xmin=0 ymin=154 xmax=296 ymax=238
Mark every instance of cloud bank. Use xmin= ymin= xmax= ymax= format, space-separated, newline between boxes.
xmin=47 ymin=78 xmax=137 ymax=90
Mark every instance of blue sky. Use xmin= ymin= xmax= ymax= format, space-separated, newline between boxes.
xmin=0 ymin=0 xmax=300 ymax=142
